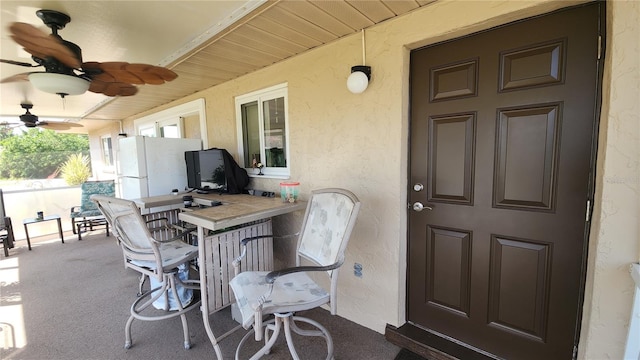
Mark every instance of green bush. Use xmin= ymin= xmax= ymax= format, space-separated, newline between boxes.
xmin=0 ymin=128 xmax=89 ymax=179
xmin=60 ymin=153 xmax=91 ymax=185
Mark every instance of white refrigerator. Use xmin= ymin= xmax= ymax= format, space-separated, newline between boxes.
xmin=118 ymin=136 xmax=202 ymax=199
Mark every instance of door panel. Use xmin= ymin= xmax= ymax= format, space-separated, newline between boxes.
xmin=408 ymin=4 xmax=600 ymax=360
xmin=487 ymin=235 xmax=551 ymax=341
xmin=494 ymin=103 xmax=560 ymax=210
xmin=428 ymin=113 xmax=475 ymax=204
xmin=427 ymin=226 xmax=472 ymax=316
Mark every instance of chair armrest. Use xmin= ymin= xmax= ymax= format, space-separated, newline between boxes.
xmin=70 ymin=205 xmax=81 ymax=214
xmin=265 ymin=260 xmax=344 ymax=284
xmin=145 ymin=217 xmax=169 ymax=225
xmin=146 ymin=218 xmax=196 ymax=237
xmin=145 ymin=217 xmax=171 ymax=234
xmin=152 ymin=226 xmax=196 ymax=243
xmin=232 ymin=233 xmax=299 ymax=276
xmin=240 ymin=234 xmax=278 ymax=247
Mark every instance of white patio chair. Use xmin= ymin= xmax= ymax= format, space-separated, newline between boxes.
xmin=91 ymin=195 xmax=200 ymax=350
xmin=230 ymin=188 xmax=361 ymax=360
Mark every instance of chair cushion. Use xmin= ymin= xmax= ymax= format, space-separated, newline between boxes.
xmin=229 ymin=271 xmax=330 ymax=329
xmin=70 ymin=209 xmax=103 ymax=219
xmin=80 ymin=181 xmax=115 ymax=212
xmin=129 ymin=240 xmax=198 ymax=272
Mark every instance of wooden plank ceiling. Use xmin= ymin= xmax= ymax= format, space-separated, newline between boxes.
xmin=87 ymin=0 xmax=434 ymax=121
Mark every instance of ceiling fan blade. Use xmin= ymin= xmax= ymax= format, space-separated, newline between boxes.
xmin=0 ymin=121 xmax=21 ymax=128
xmin=148 ymin=66 xmax=178 ymax=82
xmin=83 ymin=61 xmax=127 ymax=71
xmin=83 ymin=62 xmax=145 ymax=83
xmin=93 ymin=70 xmax=145 ymax=85
xmin=9 ymin=21 xmax=48 ymax=39
xmin=82 ymin=61 xmax=177 ymax=85
xmin=38 ymin=122 xmax=83 ymax=130
xmin=0 ymin=59 xmax=38 ymax=67
xmin=0 ymin=72 xmax=30 ymax=83
xmin=83 ymin=61 xmax=143 ymax=84
xmin=125 ymin=63 xmax=177 ymax=83
xmin=9 ymin=22 xmax=81 ymax=69
xmin=129 ymin=71 xmax=164 ymax=85
xmin=88 ymin=79 xmax=138 ymax=97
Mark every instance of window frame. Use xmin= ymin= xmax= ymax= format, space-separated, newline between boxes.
xmin=101 ymin=135 xmax=114 ymax=169
xmin=134 ymin=98 xmax=207 ymax=144
xmin=138 ymin=118 xmax=183 ymax=138
xmin=235 ymin=83 xmax=290 ymax=179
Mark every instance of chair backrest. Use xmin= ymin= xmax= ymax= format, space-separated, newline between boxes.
xmin=296 ymin=188 xmax=361 ymax=271
xmin=80 ymin=180 xmax=116 ymax=212
xmin=91 ymin=195 xmax=160 ymax=265
xmin=295 ymin=188 xmax=360 ymax=314
xmin=0 ymin=189 xmax=6 ymax=229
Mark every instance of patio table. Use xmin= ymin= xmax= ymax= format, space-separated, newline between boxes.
xmin=23 ymin=214 xmax=64 ymax=250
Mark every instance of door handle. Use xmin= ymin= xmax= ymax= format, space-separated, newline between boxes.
xmin=412 ymin=202 xmax=433 ymax=212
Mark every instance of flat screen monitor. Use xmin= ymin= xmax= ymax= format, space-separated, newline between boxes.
xmin=185 ymin=149 xmax=227 ymax=193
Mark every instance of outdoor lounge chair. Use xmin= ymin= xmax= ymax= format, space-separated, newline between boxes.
xmin=229 ymin=188 xmax=361 ymax=360
xmin=70 ymin=180 xmax=114 ymax=240
xmin=91 ymin=195 xmax=201 ymax=350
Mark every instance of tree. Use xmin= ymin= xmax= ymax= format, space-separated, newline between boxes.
xmin=0 ymin=128 xmax=90 ymax=179
xmin=0 ymin=126 xmax=14 ymax=142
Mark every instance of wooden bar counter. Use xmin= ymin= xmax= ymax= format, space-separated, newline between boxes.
xmin=133 ymin=192 xmax=305 ymax=230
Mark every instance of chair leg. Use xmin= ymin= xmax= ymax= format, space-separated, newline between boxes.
xmin=137 ymin=274 xmax=146 ymax=297
xmin=2 ymin=237 xmax=8 ymax=257
xmin=235 ymin=314 xmax=334 ymax=360
xmin=168 ymin=272 xmax=192 ymax=349
xmin=290 ymin=316 xmax=334 ymax=360
xmin=283 ymin=315 xmax=301 ymax=360
xmin=263 ymin=321 xmax=272 ymax=355
xmin=125 ymin=272 xmax=200 ymax=350
xmin=124 ymin=315 xmax=135 ymax=349
xmin=236 ymin=317 xmax=283 ymax=360
xmin=125 ymin=280 xmax=169 ymax=349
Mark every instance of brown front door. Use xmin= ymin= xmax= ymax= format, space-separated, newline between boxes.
xmin=408 ymin=3 xmax=602 ymax=360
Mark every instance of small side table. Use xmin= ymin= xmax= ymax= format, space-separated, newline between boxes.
xmin=23 ymin=215 xmax=64 ymax=250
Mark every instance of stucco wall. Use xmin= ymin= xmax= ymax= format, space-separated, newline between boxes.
xmin=114 ymin=0 xmax=639 ymax=358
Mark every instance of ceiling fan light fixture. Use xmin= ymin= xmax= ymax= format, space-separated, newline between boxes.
xmin=28 ymin=72 xmax=90 ymax=98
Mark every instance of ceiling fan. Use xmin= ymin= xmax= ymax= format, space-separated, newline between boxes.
xmin=0 ymin=9 xmax=177 ymax=98
xmin=0 ymin=103 xmax=83 ymax=131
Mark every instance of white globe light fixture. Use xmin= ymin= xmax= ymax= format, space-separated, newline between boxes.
xmin=28 ymin=72 xmax=90 ymax=98
xmin=347 ymin=29 xmax=372 ymax=94
xmin=347 ymin=65 xmax=371 ymax=94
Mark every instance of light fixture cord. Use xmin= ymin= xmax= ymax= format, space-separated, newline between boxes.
xmin=361 ymin=29 xmax=366 ymax=65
